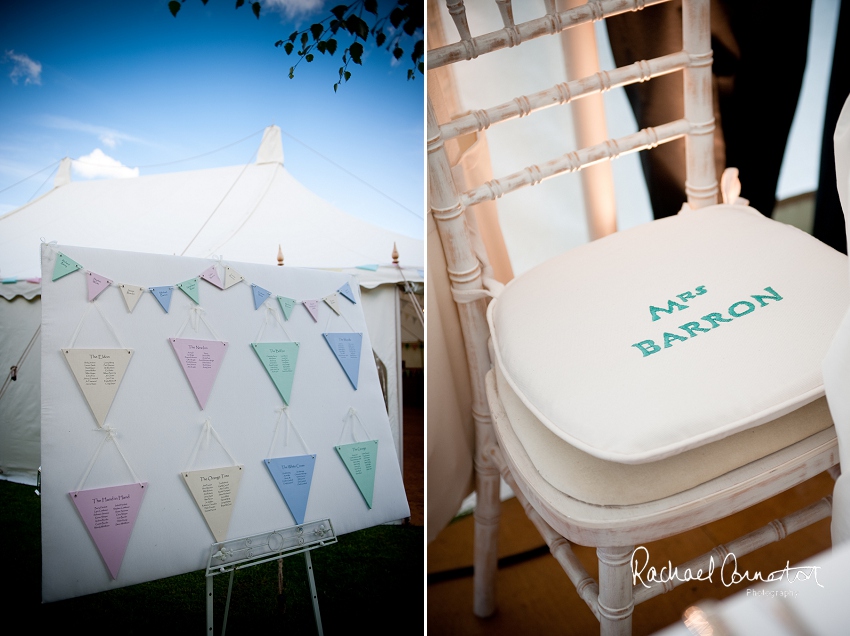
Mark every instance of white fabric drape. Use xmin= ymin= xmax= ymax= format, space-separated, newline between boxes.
xmin=823 ymin=93 xmax=850 ymax=546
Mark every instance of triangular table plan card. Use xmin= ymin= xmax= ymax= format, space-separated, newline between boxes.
xmin=303 ymin=300 xmax=320 ymax=322
xmin=200 ymin=265 xmax=224 ymax=289
xmin=52 ymin=251 xmax=83 ymax=281
xmin=323 ymin=293 xmax=341 ymax=315
xmin=69 ymin=482 xmax=148 ymax=580
xmin=119 ymin=284 xmax=145 ymax=313
xmin=170 ymin=338 xmax=228 ymax=409
xmin=62 ymin=348 xmax=133 ymax=427
xmin=150 ymin=286 xmax=174 ymax=313
xmin=181 ymin=466 xmax=243 ymax=542
xmin=323 ymin=332 xmax=363 ymax=390
xmin=338 ymin=282 xmax=357 ymax=304
xmin=252 ymin=342 xmax=300 ymax=405
xmin=87 ymin=272 xmax=113 ymax=302
xmin=335 ymin=441 xmax=378 ymax=509
xmin=177 ymin=278 xmax=201 ymax=305
xmin=223 ymin=266 xmax=244 ymax=289
xmin=264 ymin=455 xmax=316 ymax=525
xmin=252 ymin=283 xmax=272 ymax=309
xmin=278 ymin=296 xmax=296 ymax=321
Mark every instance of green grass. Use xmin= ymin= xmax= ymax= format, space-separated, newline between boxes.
xmin=0 ymin=480 xmax=423 ymax=634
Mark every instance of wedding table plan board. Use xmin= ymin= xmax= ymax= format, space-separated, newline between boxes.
xmin=40 ymin=244 xmax=409 ymax=603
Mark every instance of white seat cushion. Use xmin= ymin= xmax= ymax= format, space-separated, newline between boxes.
xmin=488 ymin=204 xmax=850 ymax=463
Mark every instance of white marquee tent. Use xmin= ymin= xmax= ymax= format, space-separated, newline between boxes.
xmin=0 ymin=125 xmax=424 ymax=485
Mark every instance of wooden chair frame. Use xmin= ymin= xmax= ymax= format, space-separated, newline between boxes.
xmin=427 ymin=1 xmax=837 ymax=634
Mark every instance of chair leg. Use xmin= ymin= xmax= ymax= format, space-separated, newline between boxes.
xmin=473 ymin=414 xmax=501 ymax=617
xmin=597 ymin=546 xmax=635 ymax=636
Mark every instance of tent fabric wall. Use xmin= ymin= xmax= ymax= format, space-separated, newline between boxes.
xmin=0 ymin=284 xmax=41 ymax=485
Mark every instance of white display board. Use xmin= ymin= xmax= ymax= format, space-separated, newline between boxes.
xmin=40 ymin=244 xmax=409 ymax=602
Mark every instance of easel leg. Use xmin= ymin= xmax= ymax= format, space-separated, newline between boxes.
xmin=305 ymin=550 xmax=324 ymax=636
xmin=206 ymin=575 xmax=214 ymax=634
xmin=222 ymin=569 xmax=235 ymax=636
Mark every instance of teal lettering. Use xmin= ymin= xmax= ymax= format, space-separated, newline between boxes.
xmin=752 ymin=286 xmax=783 ymax=307
xmin=650 ymin=300 xmax=689 ymax=322
xmin=663 ymin=332 xmax=688 ymax=348
xmin=677 ymin=291 xmax=696 ymax=303
xmin=728 ymin=301 xmax=756 ymax=317
xmin=632 ymin=340 xmax=661 ymax=357
xmin=694 ymin=285 xmax=707 ymax=296
xmin=702 ymin=312 xmax=732 ymax=328
xmin=679 ymin=321 xmax=711 ymax=338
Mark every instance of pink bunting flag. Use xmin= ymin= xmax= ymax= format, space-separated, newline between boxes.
xmin=169 ymin=338 xmax=228 ymax=409
xmin=70 ymin=482 xmax=148 ymax=579
xmin=199 ymin=265 xmax=224 ymax=289
xmin=303 ymin=300 xmax=320 ymax=322
xmin=87 ymin=272 xmax=113 ymax=302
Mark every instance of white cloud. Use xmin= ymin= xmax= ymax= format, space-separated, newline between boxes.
xmin=72 ymin=149 xmax=139 ymax=180
xmin=264 ymin=0 xmax=325 ymax=21
xmin=4 ymin=50 xmax=42 ymax=85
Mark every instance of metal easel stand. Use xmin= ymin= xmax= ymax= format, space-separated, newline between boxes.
xmin=205 ymin=518 xmax=337 ymax=636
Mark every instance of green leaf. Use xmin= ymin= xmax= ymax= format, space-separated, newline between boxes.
xmin=418 ymin=62 xmax=424 ymax=74
xmin=236 ymin=0 xmax=244 ymax=7
xmin=344 ymin=71 xmax=351 ymax=82
xmin=288 ymin=31 xmax=298 ymax=42
xmin=408 ymin=69 xmax=414 ymax=80
xmin=284 ymin=42 xmax=294 ymax=54
xmin=393 ymin=46 xmax=403 ymax=60
xmin=339 ymin=67 xmax=344 ymax=78
xmin=201 ymin=0 xmax=208 ymax=5
xmin=411 ymin=40 xmax=424 ymax=62
xmin=306 ymin=54 xmax=314 ymax=62
xmin=310 ymin=23 xmax=324 ymax=41
xmin=275 ymin=40 xmax=283 ymax=47
xmin=403 ymin=18 xmax=417 ymax=36
xmin=330 ymin=4 xmax=348 ymax=21
xmin=389 ymin=8 xmax=403 ymax=28
xmin=288 ymin=67 xmax=295 ymax=79
xmin=301 ymin=32 xmax=309 ymax=45
xmin=168 ymin=1 xmax=181 ymax=17
xmin=317 ymin=40 xmax=327 ymax=53
xmin=350 ymin=42 xmax=364 ymax=65
xmin=330 ymin=20 xmax=340 ymax=34
xmin=364 ymin=0 xmax=378 ymax=14
xmin=375 ymin=31 xmax=386 ymax=47
xmin=251 ymin=1 xmax=260 ymax=19
xmin=326 ymin=39 xmax=338 ymax=55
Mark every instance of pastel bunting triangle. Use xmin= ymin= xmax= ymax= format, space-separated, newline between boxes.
xmin=70 ymin=482 xmax=148 ymax=579
xmin=303 ymin=300 xmax=320 ymax=322
xmin=338 ymin=282 xmax=357 ymax=303
xmin=87 ymin=272 xmax=113 ymax=302
xmin=323 ymin=293 xmax=341 ymax=315
xmin=323 ymin=332 xmax=362 ymax=390
xmin=252 ymin=284 xmax=272 ymax=309
xmin=181 ymin=466 xmax=243 ymax=542
xmin=149 ymin=286 xmax=174 ymax=313
xmin=335 ymin=440 xmax=378 ymax=508
xmin=169 ymin=338 xmax=228 ymax=409
xmin=52 ymin=252 xmax=83 ymax=281
xmin=200 ymin=265 xmax=224 ymax=289
xmin=223 ymin=266 xmax=244 ymax=289
xmin=177 ymin=278 xmax=201 ymax=304
xmin=278 ymin=296 xmax=296 ymax=321
xmin=264 ymin=455 xmax=316 ymax=525
xmin=251 ymin=342 xmax=300 ymax=405
xmin=62 ymin=348 xmax=133 ymax=426
xmin=119 ymin=284 xmax=145 ymax=313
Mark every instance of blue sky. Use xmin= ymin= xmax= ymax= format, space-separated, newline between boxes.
xmin=0 ymin=0 xmax=424 ymax=240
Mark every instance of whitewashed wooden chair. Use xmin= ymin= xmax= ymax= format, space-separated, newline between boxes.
xmin=427 ymin=1 xmax=849 ymax=634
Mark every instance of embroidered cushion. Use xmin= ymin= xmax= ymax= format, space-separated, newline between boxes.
xmin=488 ymin=204 xmax=849 ymax=463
